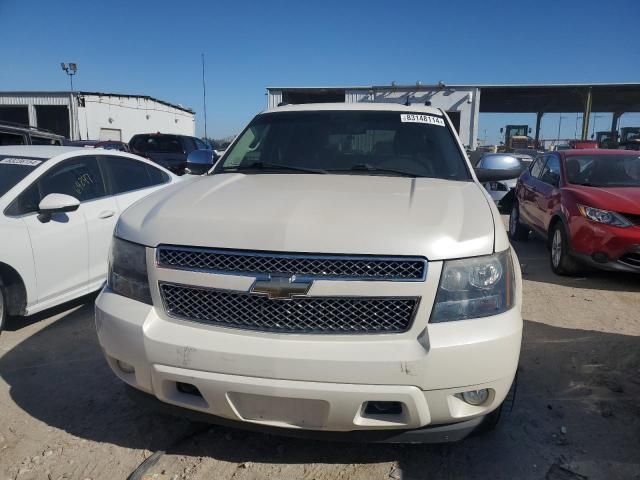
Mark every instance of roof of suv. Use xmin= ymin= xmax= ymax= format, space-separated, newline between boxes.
xmin=264 ymin=102 xmax=443 ymax=115
xmin=0 ymin=145 xmax=81 ymax=159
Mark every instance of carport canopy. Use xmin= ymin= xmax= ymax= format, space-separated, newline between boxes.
xmin=469 ymin=83 xmax=640 ymax=141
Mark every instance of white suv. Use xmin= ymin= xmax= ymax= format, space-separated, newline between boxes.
xmin=96 ymin=103 xmax=523 ymax=442
xmin=0 ymin=146 xmax=177 ymax=332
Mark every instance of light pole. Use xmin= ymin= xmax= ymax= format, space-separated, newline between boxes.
xmin=60 ymin=63 xmax=78 ymax=92
xmin=61 ymin=63 xmax=78 ymax=140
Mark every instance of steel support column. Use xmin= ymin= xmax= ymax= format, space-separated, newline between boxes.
xmin=611 ymin=111 xmax=623 ymax=137
xmin=581 ymin=88 xmax=593 ymax=140
xmin=534 ymin=112 xmax=544 ymax=147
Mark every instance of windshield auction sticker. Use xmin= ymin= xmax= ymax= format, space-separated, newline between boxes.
xmin=0 ymin=157 xmax=43 ymax=166
xmin=400 ymin=114 xmax=445 ymax=127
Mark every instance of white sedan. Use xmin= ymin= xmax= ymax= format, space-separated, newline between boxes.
xmin=0 ymin=146 xmax=179 ymax=332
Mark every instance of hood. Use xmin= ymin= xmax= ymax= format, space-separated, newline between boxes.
xmin=566 ymin=185 xmax=640 ymax=214
xmin=117 ymin=174 xmax=496 ymax=261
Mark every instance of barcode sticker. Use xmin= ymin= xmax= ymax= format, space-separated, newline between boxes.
xmin=0 ymin=157 xmax=42 ymax=166
xmin=400 ymin=114 xmax=445 ymax=127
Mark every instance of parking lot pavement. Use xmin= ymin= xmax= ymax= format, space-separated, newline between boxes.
xmin=1 ymin=229 xmax=639 ymax=479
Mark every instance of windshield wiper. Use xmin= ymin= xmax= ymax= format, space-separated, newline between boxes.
xmin=225 ymin=161 xmax=328 ymax=174
xmin=333 ymin=163 xmax=421 ymax=177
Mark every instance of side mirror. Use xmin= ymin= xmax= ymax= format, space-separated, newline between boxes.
xmin=500 ymin=128 xmax=504 ymax=133
xmin=38 ymin=193 xmax=80 ymax=214
xmin=528 ymin=127 xmax=532 ymax=134
xmin=474 ymin=154 xmax=524 ymax=182
xmin=185 ymin=149 xmax=218 ymax=175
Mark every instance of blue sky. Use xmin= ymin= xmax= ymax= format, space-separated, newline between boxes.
xmin=1 ymin=0 xmax=639 ymax=143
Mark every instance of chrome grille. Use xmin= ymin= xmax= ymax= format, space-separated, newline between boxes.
xmin=157 ymin=247 xmax=426 ymax=281
xmin=159 ymin=283 xmax=417 ymax=334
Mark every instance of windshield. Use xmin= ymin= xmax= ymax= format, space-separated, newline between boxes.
xmin=0 ymin=156 xmax=44 ymax=197
xmin=131 ymin=135 xmax=183 ymax=153
xmin=506 ymin=126 xmax=527 ymax=137
xmin=217 ymin=111 xmax=470 ymax=180
xmin=565 ymin=154 xmax=640 ymax=187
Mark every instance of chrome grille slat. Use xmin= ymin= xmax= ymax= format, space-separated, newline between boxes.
xmin=157 ymin=247 xmax=426 ymax=281
xmin=159 ymin=283 xmax=417 ymax=334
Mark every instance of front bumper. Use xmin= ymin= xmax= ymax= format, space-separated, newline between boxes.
xmin=125 ymin=384 xmax=485 ymax=443
xmin=96 ymin=291 xmax=521 ymax=441
xmin=569 ymin=218 xmax=640 ymax=272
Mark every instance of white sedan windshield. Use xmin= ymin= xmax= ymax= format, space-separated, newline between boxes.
xmin=0 ymin=156 xmax=44 ymax=198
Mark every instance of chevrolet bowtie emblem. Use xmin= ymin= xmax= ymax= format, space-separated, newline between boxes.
xmin=251 ymin=274 xmax=312 ymax=299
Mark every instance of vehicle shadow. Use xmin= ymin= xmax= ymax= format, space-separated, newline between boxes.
xmin=1 ymin=303 xmax=639 ymax=479
xmin=2 ymin=292 xmax=99 ymax=332
xmin=511 ymin=236 xmax=640 ymax=293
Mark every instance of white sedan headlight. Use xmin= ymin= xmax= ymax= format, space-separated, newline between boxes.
xmin=431 ymin=250 xmax=515 ymax=322
xmin=577 ymin=204 xmax=632 ymax=228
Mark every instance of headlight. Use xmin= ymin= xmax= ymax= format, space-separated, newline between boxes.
xmin=107 ymin=236 xmax=152 ymax=305
xmin=577 ymin=204 xmax=632 ymax=228
xmin=431 ymin=250 xmax=515 ymax=323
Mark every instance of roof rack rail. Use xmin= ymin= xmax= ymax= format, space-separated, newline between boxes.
xmin=0 ymin=120 xmax=59 ymax=135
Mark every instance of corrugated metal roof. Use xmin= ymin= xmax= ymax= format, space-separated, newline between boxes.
xmin=0 ymin=91 xmax=194 ymax=113
xmin=268 ymin=82 xmax=640 ymax=91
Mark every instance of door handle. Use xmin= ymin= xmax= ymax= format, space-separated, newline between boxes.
xmin=98 ymin=210 xmax=115 ymax=219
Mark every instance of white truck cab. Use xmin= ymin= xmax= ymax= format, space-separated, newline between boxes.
xmin=95 ymin=103 xmax=523 ymax=442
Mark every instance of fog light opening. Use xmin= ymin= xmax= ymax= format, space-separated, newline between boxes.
xmin=364 ymin=401 xmax=403 ymax=415
xmin=592 ymin=252 xmax=609 ymax=264
xmin=116 ymin=360 xmax=135 ymax=374
xmin=176 ymin=382 xmax=203 ymax=398
xmin=461 ymin=389 xmax=489 ymax=406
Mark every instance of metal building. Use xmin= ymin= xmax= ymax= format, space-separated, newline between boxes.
xmin=0 ymin=91 xmax=195 ymax=141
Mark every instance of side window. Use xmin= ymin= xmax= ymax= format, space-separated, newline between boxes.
xmin=540 ymin=155 xmax=561 ymax=186
xmin=41 ymin=156 xmax=106 ymax=202
xmin=182 ymin=137 xmax=196 ymax=153
xmin=529 ymin=157 xmax=545 ymax=178
xmin=146 ymin=164 xmax=170 ymax=186
xmin=6 ymin=182 xmax=41 ymax=216
xmin=103 ymin=156 xmax=154 ymax=194
xmin=31 ymin=136 xmax=56 ymax=145
xmin=8 ymin=156 xmax=106 ymax=215
xmin=194 ymin=138 xmax=207 ymax=150
xmin=0 ymin=131 xmax=27 ymax=145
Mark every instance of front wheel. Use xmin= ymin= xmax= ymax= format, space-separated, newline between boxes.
xmin=508 ymin=202 xmax=529 ymax=241
xmin=550 ymin=223 xmax=580 ymax=275
xmin=0 ymin=280 xmax=6 ymax=334
xmin=475 ymin=375 xmax=517 ymax=434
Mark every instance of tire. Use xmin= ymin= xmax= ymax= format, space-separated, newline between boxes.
xmin=0 ymin=279 xmax=6 ymax=334
xmin=476 ymin=375 xmax=518 ymax=434
xmin=549 ymin=222 xmax=580 ymax=275
xmin=508 ymin=202 xmax=529 ymax=241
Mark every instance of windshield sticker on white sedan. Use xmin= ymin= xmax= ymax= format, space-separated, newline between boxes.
xmin=0 ymin=157 xmax=43 ymax=166
xmin=400 ymin=114 xmax=445 ymax=127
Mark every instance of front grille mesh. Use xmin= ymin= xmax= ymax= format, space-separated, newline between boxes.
xmin=160 ymin=283 xmax=417 ymax=334
xmin=619 ymin=253 xmax=640 ymax=268
xmin=157 ymin=247 xmax=425 ymax=281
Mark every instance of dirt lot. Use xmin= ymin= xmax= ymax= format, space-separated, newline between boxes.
xmin=1 ymin=225 xmax=639 ymax=480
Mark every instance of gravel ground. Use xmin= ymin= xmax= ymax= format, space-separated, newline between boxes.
xmin=1 ymin=225 xmax=639 ymax=480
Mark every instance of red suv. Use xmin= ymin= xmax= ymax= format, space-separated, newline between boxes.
xmin=509 ymin=149 xmax=640 ymax=274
